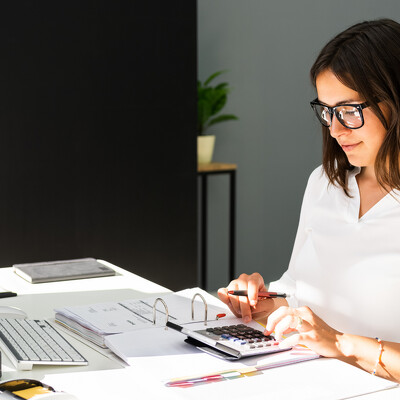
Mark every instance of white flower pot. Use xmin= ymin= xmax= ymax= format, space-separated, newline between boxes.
xmin=197 ymin=135 xmax=216 ymax=164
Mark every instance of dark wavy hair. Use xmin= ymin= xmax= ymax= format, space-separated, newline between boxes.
xmin=310 ymin=18 xmax=400 ymax=195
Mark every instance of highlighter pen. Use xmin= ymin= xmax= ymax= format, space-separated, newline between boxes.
xmin=228 ymin=290 xmax=287 ymax=298
xmin=166 ymin=374 xmax=224 ymax=387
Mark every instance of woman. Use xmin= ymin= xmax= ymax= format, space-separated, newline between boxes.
xmin=218 ymin=18 xmax=400 ymax=382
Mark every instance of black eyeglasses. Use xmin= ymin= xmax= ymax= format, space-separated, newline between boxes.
xmin=310 ymin=98 xmax=369 ymax=129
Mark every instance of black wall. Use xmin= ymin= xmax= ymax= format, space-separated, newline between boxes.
xmin=0 ymin=2 xmax=197 ymax=290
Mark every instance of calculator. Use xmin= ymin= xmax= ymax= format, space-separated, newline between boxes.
xmin=166 ymin=321 xmax=291 ymax=360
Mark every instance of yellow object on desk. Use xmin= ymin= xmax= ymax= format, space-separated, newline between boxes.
xmin=13 ymin=386 xmax=53 ymax=399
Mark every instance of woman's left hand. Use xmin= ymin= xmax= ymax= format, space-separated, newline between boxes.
xmin=265 ymin=305 xmax=344 ymax=358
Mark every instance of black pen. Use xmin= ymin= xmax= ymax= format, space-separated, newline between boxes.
xmin=0 ymin=292 xmax=17 ymax=299
xmin=228 ymin=290 xmax=287 ymax=298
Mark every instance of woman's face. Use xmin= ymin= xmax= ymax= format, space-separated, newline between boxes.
xmin=316 ymin=69 xmax=387 ymax=171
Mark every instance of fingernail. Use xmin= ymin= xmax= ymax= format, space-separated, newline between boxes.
xmin=250 ymin=300 xmax=257 ymax=306
xmin=244 ymin=316 xmax=251 ymax=323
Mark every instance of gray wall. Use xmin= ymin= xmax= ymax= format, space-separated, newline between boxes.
xmin=198 ymin=0 xmax=400 ymax=291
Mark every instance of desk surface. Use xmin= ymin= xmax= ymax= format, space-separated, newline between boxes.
xmin=0 ymin=261 xmax=398 ymax=400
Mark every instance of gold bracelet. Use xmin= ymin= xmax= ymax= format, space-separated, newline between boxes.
xmin=372 ymin=338 xmax=384 ymax=375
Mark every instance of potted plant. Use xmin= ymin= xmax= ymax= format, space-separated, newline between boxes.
xmin=197 ymin=71 xmax=238 ymax=163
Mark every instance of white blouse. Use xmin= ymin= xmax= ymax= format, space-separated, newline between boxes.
xmin=269 ymin=166 xmax=400 ymax=342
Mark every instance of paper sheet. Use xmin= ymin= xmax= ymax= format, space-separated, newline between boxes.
xmin=44 ymin=358 xmax=399 ymax=400
xmin=104 ymin=316 xmax=249 ymax=362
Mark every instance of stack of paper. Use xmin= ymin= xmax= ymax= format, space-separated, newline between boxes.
xmin=54 ymin=288 xmax=228 ymax=348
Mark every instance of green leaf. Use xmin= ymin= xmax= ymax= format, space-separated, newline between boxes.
xmin=198 ymin=99 xmax=212 ymax=128
xmin=207 ymin=114 xmax=239 ymax=127
xmin=210 ymin=92 xmax=227 ymax=116
xmin=197 ymin=86 xmax=212 ymax=102
xmin=214 ymin=82 xmax=229 ymax=91
xmin=203 ymin=70 xmax=227 ymax=86
xmin=197 ymin=70 xmax=238 ymax=134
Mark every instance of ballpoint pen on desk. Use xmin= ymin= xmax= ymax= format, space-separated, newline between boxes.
xmin=228 ymin=290 xmax=288 ymax=298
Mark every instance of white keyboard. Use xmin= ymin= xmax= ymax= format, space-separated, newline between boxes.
xmin=0 ymin=318 xmax=88 ymax=370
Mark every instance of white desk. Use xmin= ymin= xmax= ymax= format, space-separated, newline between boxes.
xmin=0 ymin=261 xmax=398 ymax=400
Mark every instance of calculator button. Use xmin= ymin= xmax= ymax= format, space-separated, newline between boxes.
xmin=221 ymin=334 xmax=230 ymax=339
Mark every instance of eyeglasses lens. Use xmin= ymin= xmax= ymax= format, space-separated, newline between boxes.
xmin=336 ymin=106 xmax=362 ymax=128
xmin=313 ymin=104 xmax=362 ymax=129
xmin=315 ymin=105 xmax=331 ymax=127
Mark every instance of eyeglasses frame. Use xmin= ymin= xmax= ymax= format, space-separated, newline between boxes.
xmin=310 ymin=98 xmax=369 ymax=130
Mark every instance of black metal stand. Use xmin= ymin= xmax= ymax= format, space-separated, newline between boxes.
xmin=197 ymin=164 xmax=236 ymax=290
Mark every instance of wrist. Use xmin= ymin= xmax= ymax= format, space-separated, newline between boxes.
xmin=336 ymin=332 xmax=355 ymax=358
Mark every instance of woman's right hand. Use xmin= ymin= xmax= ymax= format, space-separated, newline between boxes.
xmin=218 ymin=273 xmax=280 ymax=323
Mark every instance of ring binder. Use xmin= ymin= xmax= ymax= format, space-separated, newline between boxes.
xmin=152 ymin=298 xmax=169 ymax=329
xmin=55 ymin=288 xmax=224 ymax=348
xmin=191 ymin=293 xmax=208 ymax=326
